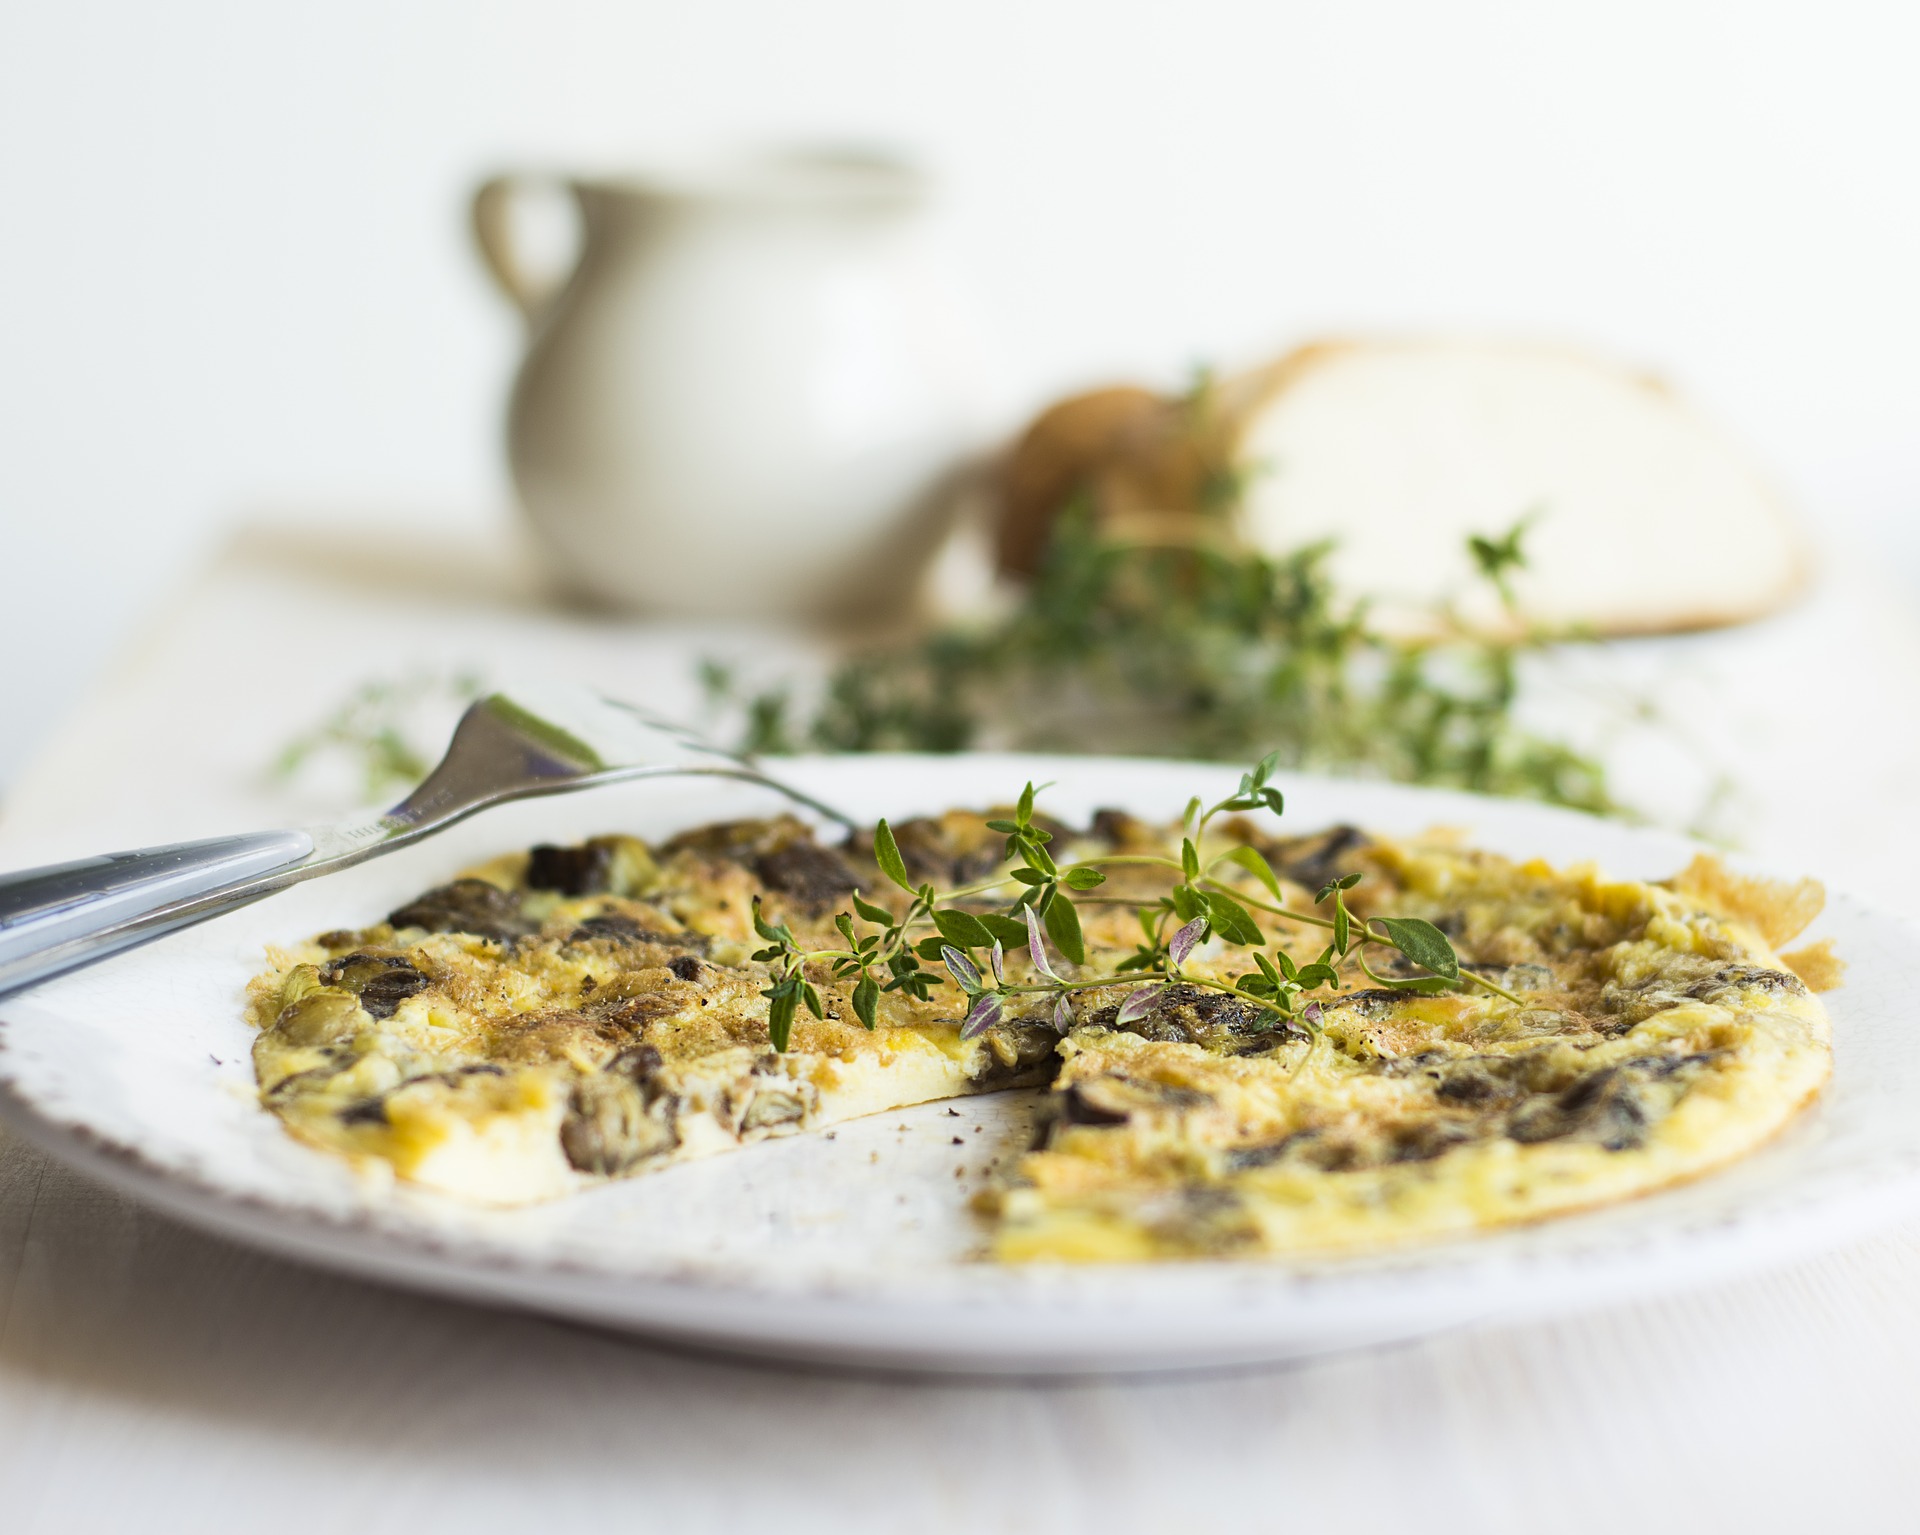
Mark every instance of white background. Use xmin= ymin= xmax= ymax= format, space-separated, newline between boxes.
xmin=1 ymin=0 xmax=1917 ymax=786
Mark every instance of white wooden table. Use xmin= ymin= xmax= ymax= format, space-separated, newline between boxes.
xmin=4 ymin=526 xmax=1919 ymax=1532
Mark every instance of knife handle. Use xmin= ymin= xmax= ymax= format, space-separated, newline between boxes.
xmin=0 ymin=830 xmax=314 ymax=994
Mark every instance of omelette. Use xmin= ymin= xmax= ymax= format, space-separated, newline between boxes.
xmin=247 ymin=806 xmax=1837 ymax=1258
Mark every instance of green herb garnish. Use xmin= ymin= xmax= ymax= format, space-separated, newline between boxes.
xmin=274 ymin=671 xmax=484 ymax=803
xmin=748 ymin=755 xmax=1519 ymax=1052
xmin=706 ymin=505 xmax=1611 ymax=816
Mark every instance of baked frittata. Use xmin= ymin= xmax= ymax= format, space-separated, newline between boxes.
xmin=247 ymin=806 xmax=1837 ymax=1258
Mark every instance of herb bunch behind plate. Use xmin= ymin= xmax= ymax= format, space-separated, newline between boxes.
xmin=712 ymin=501 xmax=1612 ymax=815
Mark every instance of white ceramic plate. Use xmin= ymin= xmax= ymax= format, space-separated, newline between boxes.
xmin=2 ymin=755 xmax=1915 ymax=1375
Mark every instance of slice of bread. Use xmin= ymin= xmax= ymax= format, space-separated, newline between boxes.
xmin=992 ymin=338 xmax=1809 ymax=637
xmin=1232 ymin=338 xmax=1808 ymax=635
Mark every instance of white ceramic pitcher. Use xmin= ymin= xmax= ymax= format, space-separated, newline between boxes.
xmin=473 ymin=153 xmax=995 ymax=622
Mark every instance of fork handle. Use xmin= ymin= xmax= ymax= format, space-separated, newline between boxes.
xmin=0 ymin=830 xmax=315 ymax=994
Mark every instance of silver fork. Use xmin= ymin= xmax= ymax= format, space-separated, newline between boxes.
xmin=0 ymin=684 xmax=853 ymax=998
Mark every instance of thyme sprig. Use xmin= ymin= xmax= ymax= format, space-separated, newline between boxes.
xmin=747 ymin=755 xmax=1512 ymax=1052
xmin=706 ymin=507 xmax=1613 ymax=816
xmin=274 ymin=671 xmax=484 ymax=803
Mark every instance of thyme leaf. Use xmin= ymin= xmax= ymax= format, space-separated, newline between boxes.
xmin=1370 ymin=916 xmax=1461 ymax=981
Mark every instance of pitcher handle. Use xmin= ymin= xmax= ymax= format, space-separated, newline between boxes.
xmin=471 ymin=174 xmax=574 ymax=326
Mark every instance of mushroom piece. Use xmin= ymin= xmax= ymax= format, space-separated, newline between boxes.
xmin=526 ymin=841 xmax=614 ymax=896
xmin=388 ymin=879 xmax=535 ymax=942
xmin=318 ymin=952 xmax=430 ymax=1019
xmin=560 ymin=1074 xmax=677 ymax=1175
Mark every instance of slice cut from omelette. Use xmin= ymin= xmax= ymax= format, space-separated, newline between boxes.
xmin=248 ymin=807 xmax=1834 ymax=1258
xmin=248 ymin=814 xmax=1060 ymax=1203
